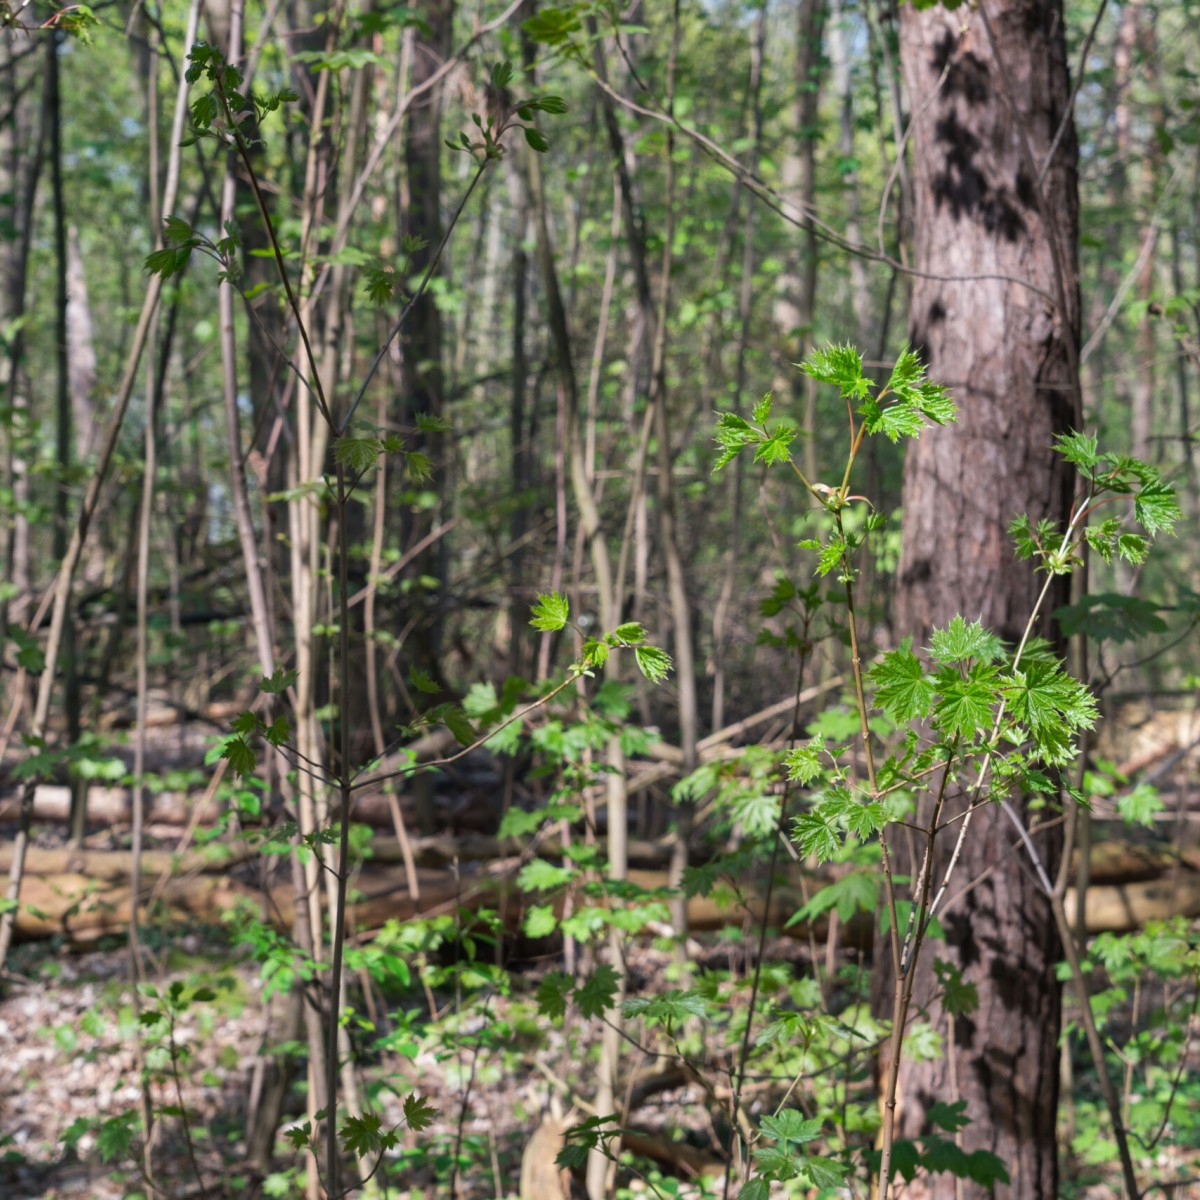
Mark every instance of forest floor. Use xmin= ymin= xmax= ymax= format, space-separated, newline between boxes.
xmin=2 ymin=701 xmax=1199 ymax=1198
xmin=0 ymin=916 xmax=753 ymax=1200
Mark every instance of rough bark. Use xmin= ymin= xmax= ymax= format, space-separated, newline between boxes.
xmin=398 ymin=0 xmax=454 ymax=681
xmin=885 ymin=1 xmax=1081 ymax=1196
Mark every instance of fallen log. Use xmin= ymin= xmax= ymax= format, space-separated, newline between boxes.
xmin=8 ymin=849 xmax=1198 ymax=944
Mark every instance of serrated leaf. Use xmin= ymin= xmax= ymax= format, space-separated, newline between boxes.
xmin=403 ymin=1093 xmax=437 ymax=1132
xmin=340 ymin=1113 xmax=386 ymax=1157
xmin=1054 ymin=430 xmax=1100 ymax=469
xmin=799 ymin=343 xmax=866 ymax=396
xmin=792 ymin=871 xmax=879 ymax=925
xmin=577 ymin=964 xmax=620 ymax=1018
xmin=623 ymin=990 xmax=709 ymax=1026
xmin=410 ymin=666 xmax=440 ymax=694
xmin=363 ymin=264 xmax=397 ymax=305
xmin=443 ymin=707 xmax=476 ymax=747
xmin=530 ymin=592 xmax=569 ymax=631
xmin=803 ymin=1155 xmax=849 ymax=1187
xmin=928 ymin=615 xmax=1001 ymax=665
xmin=610 ymin=622 xmax=647 ymax=645
xmin=934 ymin=670 xmax=997 ymax=740
xmin=334 ymin=435 xmax=381 ymax=474
xmin=536 ymin=970 xmax=573 ymax=1020
xmin=760 ymin=1110 xmax=822 ymax=1144
xmin=845 ymin=801 xmax=886 ymax=839
xmin=1116 ymin=782 xmax=1162 ymax=827
xmin=1133 ymin=478 xmax=1179 ymax=535
xmin=191 ymin=93 xmax=218 ymax=129
xmin=793 ymin=811 xmax=840 ymax=862
xmin=1053 ymin=593 xmax=1167 ymax=644
xmin=221 ymin=736 xmax=257 ymax=778
xmin=928 ymin=1100 xmax=971 ymax=1132
xmin=784 ymin=737 xmax=824 ymax=785
xmin=260 ymin=667 xmax=297 ymax=694
xmin=754 ymin=425 xmax=795 ymax=466
xmin=634 ymin=644 xmax=673 ymax=682
xmin=870 ymin=640 xmax=935 ymax=721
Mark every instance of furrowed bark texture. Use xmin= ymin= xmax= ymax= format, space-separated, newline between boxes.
xmin=886 ymin=1 xmax=1080 ymax=1196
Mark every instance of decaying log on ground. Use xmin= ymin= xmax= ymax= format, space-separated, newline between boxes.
xmin=0 ymin=784 xmax=223 ymax=826
xmin=618 ymin=1130 xmax=723 ymax=1178
xmin=6 ymin=839 xmax=1198 ymax=942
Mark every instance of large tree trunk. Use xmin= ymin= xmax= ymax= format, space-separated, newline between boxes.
xmin=884 ymin=1 xmax=1081 ymax=1196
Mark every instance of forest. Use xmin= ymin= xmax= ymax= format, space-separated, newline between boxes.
xmin=0 ymin=0 xmax=1198 ymax=1198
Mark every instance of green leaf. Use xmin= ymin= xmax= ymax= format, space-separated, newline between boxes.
xmin=402 ymin=1093 xmax=437 ymax=1132
xmin=1054 ymin=430 xmax=1100 ymax=470
xmin=340 ymin=1112 xmax=387 ymax=1157
xmin=803 ymin=1156 xmax=849 ymax=1188
xmin=260 ymin=667 xmax=297 ymax=694
xmin=714 ymin=411 xmax=759 ymax=472
xmin=334 ymin=435 xmax=382 ymax=474
xmin=524 ymin=904 xmax=557 ymax=939
xmin=760 ymin=1110 xmax=821 ymax=1145
xmin=411 ymin=414 xmax=449 ymax=438
xmin=522 ymin=7 xmax=583 ymax=45
xmin=784 ymin=737 xmax=824 ymax=785
xmin=793 ymin=810 xmax=840 ymax=862
xmin=1003 ymin=658 xmax=1097 ymax=739
xmin=530 ymin=94 xmax=568 ymax=114
xmin=523 ymin=126 xmax=549 ymax=152
xmin=799 ymin=343 xmax=866 ymax=397
xmin=933 ymin=669 xmax=997 ymax=740
xmin=95 ymin=1112 xmax=139 ymax=1163
xmin=737 ymin=1179 xmax=770 ymax=1200
xmin=609 ymin=622 xmax=647 ymax=645
xmin=634 ymin=645 xmax=673 ymax=683
xmin=885 ymin=346 xmax=923 ymax=392
xmin=844 ymin=801 xmax=886 ymax=839
xmin=144 ymin=243 xmax=196 ymax=279
xmin=363 ymin=264 xmax=397 ymax=305
xmin=577 ymin=964 xmax=621 ymax=1018
xmin=221 ymin=735 xmax=257 ymax=778
xmin=928 ymin=1100 xmax=971 ymax=1132
xmin=754 ymin=425 xmax=795 ymax=466
xmin=580 ymin=638 xmax=609 ymax=669
xmin=752 ymin=393 xmax=772 ymax=423
xmin=870 ymin=640 xmax=935 ymax=722
xmin=517 ymin=859 xmax=575 ymax=892
xmin=928 ymin=615 xmax=1001 ymax=665
xmin=536 ymin=970 xmax=573 ymax=1020
xmin=410 ymin=667 xmax=440 ymax=694
xmin=814 ymin=535 xmax=847 ymax=578
xmin=933 ymin=958 xmax=979 ymax=1015
xmin=191 ymin=93 xmax=218 ymax=129
xmin=623 ymin=990 xmax=709 ymax=1026
xmin=791 ymin=871 xmax=878 ymax=925
xmin=462 ymin=680 xmax=500 ymax=719
xmin=530 ymin=592 xmax=569 ymax=631
xmin=1053 ymin=593 xmax=1167 ymax=644
xmin=872 ymin=402 xmax=925 ymax=443
xmin=1116 ymin=782 xmax=1162 ymax=827
xmin=1133 ymin=477 xmax=1179 ymax=536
